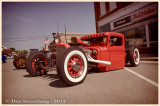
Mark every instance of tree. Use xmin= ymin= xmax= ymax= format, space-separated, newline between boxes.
xmin=9 ymin=48 xmax=16 ymax=52
xmin=15 ymin=50 xmax=18 ymax=53
xmin=19 ymin=50 xmax=28 ymax=55
xmin=23 ymin=50 xmax=28 ymax=55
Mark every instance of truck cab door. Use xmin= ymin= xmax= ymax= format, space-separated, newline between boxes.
xmin=109 ymin=36 xmax=125 ymax=70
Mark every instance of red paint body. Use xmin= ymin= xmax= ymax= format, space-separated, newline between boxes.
xmin=58 ymin=43 xmax=70 ymax=48
xmin=81 ymin=32 xmax=126 ymax=71
xmin=59 ymin=32 xmax=128 ymax=72
xmin=76 ymin=38 xmax=84 ymax=45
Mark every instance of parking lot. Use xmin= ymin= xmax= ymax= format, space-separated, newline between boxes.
xmin=2 ymin=59 xmax=158 ymax=104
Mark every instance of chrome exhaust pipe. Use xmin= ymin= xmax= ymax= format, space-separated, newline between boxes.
xmin=87 ymin=55 xmax=111 ymax=65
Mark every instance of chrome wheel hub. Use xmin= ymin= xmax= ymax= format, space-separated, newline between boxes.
xmin=72 ymin=61 xmax=80 ymax=72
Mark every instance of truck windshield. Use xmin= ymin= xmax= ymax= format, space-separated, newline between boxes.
xmin=89 ymin=37 xmax=107 ymax=43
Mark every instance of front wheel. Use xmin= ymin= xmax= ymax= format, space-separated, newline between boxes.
xmin=57 ymin=47 xmax=88 ymax=86
xmin=26 ymin=52 xmax=49 ymax=77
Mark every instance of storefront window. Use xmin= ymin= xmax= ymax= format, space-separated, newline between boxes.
xmin=124 ymin=26 xmax=146 ymax=40
xmin=120 ymin=26 xmax=146 ymax=48
xmin=135 ymin=26 xmax=146 ymax=41
xmin=149 ymin=22 xmax=158 ymax=47
xmin=126 ymin=29 xmax=135 ymax=38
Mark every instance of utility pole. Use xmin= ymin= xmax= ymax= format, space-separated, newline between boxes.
xmin=65 ymin=24 xmax=67 ymax=43
xmin=57 ymin=20 xmax=59 ymax=33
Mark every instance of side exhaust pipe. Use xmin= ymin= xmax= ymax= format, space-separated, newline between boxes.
xmin=87 ymin=55 xmax=111 ymax=65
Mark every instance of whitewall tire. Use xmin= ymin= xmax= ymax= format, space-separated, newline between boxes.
xmin=56 ymin=47 xmax=88 ymax=86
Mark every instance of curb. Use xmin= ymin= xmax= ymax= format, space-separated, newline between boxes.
xmin=140 ymin=58 xmax=158 ymax=61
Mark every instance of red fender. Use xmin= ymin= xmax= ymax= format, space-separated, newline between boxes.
xmin=58 ymin=43 xmax=70 ymax=48
xmin=71 ymin=37 xmax=84 ymax=45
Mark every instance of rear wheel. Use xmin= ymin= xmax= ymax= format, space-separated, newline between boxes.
xmin=129 ymin=47 xmax=140 ymax=66
xmin=13 ymin=55 xmax=26 ymax=69
xmin=57 ymin=47 xmax=88 ymax=86
xmin=26 ymin=52 xmax=49 ymax=76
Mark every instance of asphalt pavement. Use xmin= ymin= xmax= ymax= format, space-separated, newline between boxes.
xmin=2 ymin=59 xmax=158 ymax=104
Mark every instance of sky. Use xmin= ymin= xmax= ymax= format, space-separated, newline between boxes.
xmin=2 ymin=2 xmax=96 ymax=51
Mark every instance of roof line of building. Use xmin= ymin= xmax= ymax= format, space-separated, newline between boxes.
xmin=57 ymin=32 xmax=96 ymax=35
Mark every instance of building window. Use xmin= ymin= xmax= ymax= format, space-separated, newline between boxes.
xmin=109 ymin=2 xmax=117 ymax=11
xmin=121 ymin=26 xmax=146 ymax=47
xmin=100 ymin=2 xmax=106 ymax=16
xmin=123 ymin=26 xmax=146 ymax=39
xmin=149 ymin=22 xmax=158 ymax=47
xmin=99 ymin=23 xmax=111 ymax=32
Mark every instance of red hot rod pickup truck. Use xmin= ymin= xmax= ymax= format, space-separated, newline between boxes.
xmin=26 ymin=32 xmax=140 ymax=86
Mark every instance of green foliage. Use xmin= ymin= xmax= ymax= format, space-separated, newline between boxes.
xmin=9 ymin=48 xmax=16 ymax=52
xmin=23 ymin=50 xmax=28 ymax=55
xmin=14 ymin=50 xmax=18 ymax=53
xmin=19 ymin=50 xmax=28 ymax=55
xmin=8 ymin=48 xmax=28 ymax=55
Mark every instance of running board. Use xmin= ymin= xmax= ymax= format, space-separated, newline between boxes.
xmin=87 ymin=55 xmax=111 ymax=65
